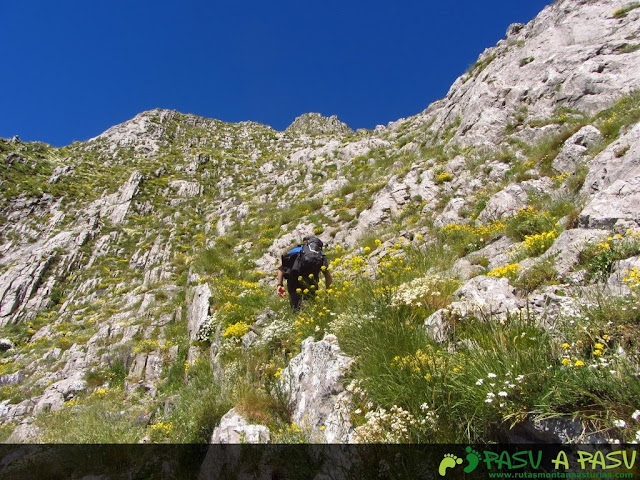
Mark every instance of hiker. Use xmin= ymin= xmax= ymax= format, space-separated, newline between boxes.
xmin=276 ymin=236 xmax=332 ymax=310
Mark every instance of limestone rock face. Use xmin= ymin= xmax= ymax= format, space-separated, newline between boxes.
xmin=286 ymin=113 xmax=353 ymax=137
xmin=421 ymin=0 xmax=640 ymax=148
xmin=187 ymin=283 xmax=212 ymax=342
xmin=477 ymin=184 xmax=529 ymax=223
xmin=100 ymin=171 xmax=143 ymax=224
xmin=280 ymin=335 xmax=354 ymax=443
xmin=552 ymin=125 xmax=602 ymax=173
xmin=454 ymin=275 xmax=522 ymax=317
xmin=579 ymin=122 xmax=640 ymax=229
xmin=542 ymin=228 xmax=610 ymax=276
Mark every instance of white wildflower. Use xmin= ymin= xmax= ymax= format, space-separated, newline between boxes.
xmin=614 ymin=420 xmax=627 ymax=428
xmin=487 ymin=373 xmax=497 ymax=378
xmin=632 ymin=410 xmax=640 ymax=421
xmin=498 ymin=391 xmax=508 ymax=397
xmin=476 ymin=379 xmax=484 ymax=386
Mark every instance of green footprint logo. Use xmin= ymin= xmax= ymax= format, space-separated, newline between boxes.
xmin=464 ymin=446 xmax=481 ymax=473
xmin=438 ymin=453 xmax=463 ymax=476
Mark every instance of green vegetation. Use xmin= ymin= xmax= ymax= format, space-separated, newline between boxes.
xmin=464 ymin=53 xmax=497 ymax=82
xmin=519 ymin=56 xmax=535 ymax=67
xmin=612 ymin=2 xmax=640 ymax=18
xmin=577 ymin=230 xmax=640 ymax=281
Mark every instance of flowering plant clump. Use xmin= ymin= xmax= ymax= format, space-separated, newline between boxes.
xmin=434 ymin=172 xmax=454 ymax=184
xmin=469 ymin=371 xmax=527 ymax=412
xmin=623 ymin=267 xmax=640 ymax=292
xmin=505 ymin=206 xmax=557 ymax=241
xmin=329 ymin=312 xmax=375 ymax=338
xmin=133 ymin=339 xmax=159 ymax=354
xmin=438 ymin=221 xmax=505 ymax=254
xmin=551 ymin=172 xmax=571 ymax=188
xmin=150 ymin=421 xmax=174 ymax=441
xmin=351 ymin=405 xmax=418 ymax=443
xmin=391 ymin=347 xmax=447 ymax=382
xmin=223 ymin=321 xmax=251 ymax=338
xmin=558 ymin=333 xmax=618 ymax=373
xmin=579 ymin=229 xmax=640 ymax=280
xmin=391 ymin=275 xmax=460 ymax=311
xmin=486 ymin=263 xmax=521 ymax=281
xmin=518 ymin=229 xmax=558 ymax=257
xmin=195 ymin=312 xmax=219 ymax=342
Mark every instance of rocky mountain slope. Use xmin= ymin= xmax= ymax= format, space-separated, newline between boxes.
xmin=1 ymin=0 xmax=640 ymax=446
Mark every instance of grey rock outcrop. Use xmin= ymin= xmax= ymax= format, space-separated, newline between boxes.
xmin=510 ymin=415 xmax=606 ymax=444
xmin=280 ymin=335 xmax=354 ymax=443
xmin=6 ymin=422 xmax=40 ymax=443
xmin=477 ymin=184 xmax=529 ymax=223
xmin=0 ymin=338 xmax=14 ymax=351
xmin=542 ymin=228 xmax=610 ymax=277
xmin=286 ymin=113 xmax=353 ymax=137
xmin=209 ymin=408 xmax=270 ymax=444
xmin=100 ymin=170 xmax=143 ymax=225
xmin=187 ymin=283 xmax=212 ymax=342
xmin=579 ymin=122 xmax=640 ymax=229
xmin=426 ymin=276 xmax=523 ymax=341
xmin=552 ymin=125 xmax=602 ymax=173
xmin=421 ymin=0 xmax=640 ymax=148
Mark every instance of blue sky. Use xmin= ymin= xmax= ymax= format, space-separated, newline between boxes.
xmin=1 ymin=1 xmax=551 ymax=147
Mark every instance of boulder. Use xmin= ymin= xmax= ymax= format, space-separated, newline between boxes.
xmin=466 ymin=236 xmax=516 ymax=270
xmin=6 ymin=422 xmax=40 ymax=443
xmin=425 ymin=276 xmax=523 ymax=340
xmin=607 ymin=256 xmax=640 ymax=296
xmin=541 ymin=228 xmax=609 ymax=277
xmin=455 ymin=275 xmax=522 ymax=317
xmin=280 ymin=335 xmax=354 ymax=443
xmin=477 ymin=184 xmax=529 ymax=223
xmin=509 ymin=415 xmax=606 ymax=444
xmin=209 ymin=408 xmax=270 ymax=444
xmin=0 ymin=338 xmax=14 ymax=351
xmin=552 ymin=125 xmax=602 ymax=173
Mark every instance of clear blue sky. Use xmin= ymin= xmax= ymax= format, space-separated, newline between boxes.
xmin=1 ymin=0 xmax=551 ymax=147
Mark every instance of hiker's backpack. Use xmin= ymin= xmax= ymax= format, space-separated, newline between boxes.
xmin=281 ymin=237 xmax=324 ymax=280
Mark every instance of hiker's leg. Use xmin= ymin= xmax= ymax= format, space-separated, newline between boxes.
xmin=287 ymin=281 xmax=302 ymax=311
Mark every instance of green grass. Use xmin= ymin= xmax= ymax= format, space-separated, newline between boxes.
xmin=577 ymin=231 xmax=640 ymax=281
xmin=162 ymin=358 xmax=232 ymax=443
xmin=612 ymin=2 xmax=640 ymax=18
xmin=36 ymin=388 xmax=147 ymax=443
xmin=594 ymin=89 xmax=640 ymax=142
xmin=505 ymin=206 xmax=557 ymax=241
xmin=465 ymin=53 xmax=497 ymax=82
